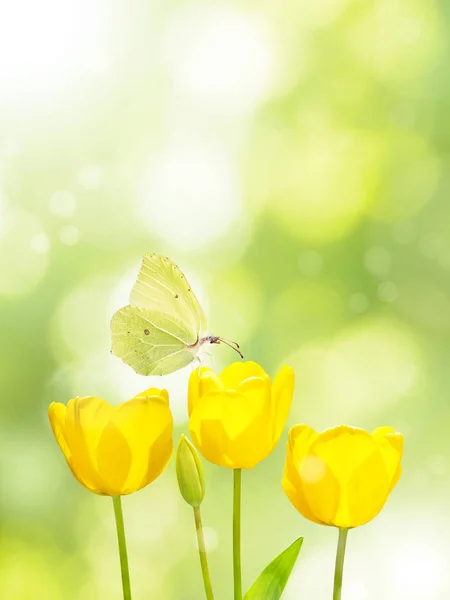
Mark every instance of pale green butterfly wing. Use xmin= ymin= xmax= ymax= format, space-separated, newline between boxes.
xmin=111 ymin=306 xmax=195 ymax=376
xmin=111 ymin=254 xmax=210 ymax=375
xmin=130 ymin=253 xmax=208 ymax=338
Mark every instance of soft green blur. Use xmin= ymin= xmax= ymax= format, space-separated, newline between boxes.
xmin=0 ymin=0 xmax=448 ymax=598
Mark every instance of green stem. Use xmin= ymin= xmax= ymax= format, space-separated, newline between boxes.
xmin=333 ymin=528 xmax=348 ymax=600
xmin=194 ymin=506 xmax=215 ymax=600
xmin=233 ymin=469 xmax=242 ymax=600
xmin=112 ymin=496 xmax=132 ymax=600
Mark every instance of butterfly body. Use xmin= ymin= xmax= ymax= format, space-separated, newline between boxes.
xmin=110 ymin=254 xmax=242 ymax=376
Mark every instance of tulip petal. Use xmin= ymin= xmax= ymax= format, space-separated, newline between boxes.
xmin=64 ymin=397 xmax=113 ymax=494
xmin=188 ymin=367 xmax=212 ymax=417
xmin=141 ymin=424 xmax=174 ymax=488
xmin=189 ymin=390 xmax=266 ymax=469
xmin=311 ymin=426 xmax=376 ymax=482
xmin=199 ymin=370 xmax=224 ymax=398
xmin=372 ymin=426 xmax=396 ymax=439
xmin=237 ymin=375 xmax=271 ymax=414
xmin=309 ymin=426 xmax=393 ymax=527
xmin=49 ymin=402 xmax=100 ymax=492
xmin=133 ymin=387 xmax=170 ymax=405
xmin=214 ymin=391 xmax=259 ymax=439
xmin=372 ymin=427 xmax=403 ymax=492
xmin=282 ymin=430 xmax=324 ymax=525
xmin=194 ymin=418 xmax=234 ymax=468
xmin=190 ymin=394 xmax=234 ymax=468
xmin=96 ymin=422 xmax=133 ymax=496
xmin=271 ymin=366 xmax=295 ymax=444
xmin=220 ymin=361 xmax=267 ymax=389
xmin=232 ymin=377 xmax=272 ymax=464
xmin=48 ymin=403 xmax=70 ymax=461
xmin=111 ymin=393 xmax=173 ymax=493
xmin=226 ymin=412 xmax=272 ymax=469
xmin=343 ymin=448 xmax=391 ymax=528
xmin=297 ymin=455 xmax=340 ymax=525
xmin=389 ymin=464 xmax=402 ymax=492
xmin=301 ymin=427 xmax=375 ymax=526
xmin=288 ymin=424 xmax=318 ymax=460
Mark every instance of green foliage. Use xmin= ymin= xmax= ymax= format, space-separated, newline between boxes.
xmin=244 ymin=537 xmax=303 ymax=600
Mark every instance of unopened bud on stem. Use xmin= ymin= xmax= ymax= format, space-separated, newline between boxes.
xmin=176 ymin=434 xmax=205 ymax=507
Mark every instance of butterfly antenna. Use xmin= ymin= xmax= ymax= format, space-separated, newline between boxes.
xmin=218 ymin=338 xmax=244 ymax=359
xmin=217 ymin=336 xmax=241 ymax=349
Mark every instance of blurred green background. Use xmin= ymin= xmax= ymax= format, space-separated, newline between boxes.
xmin=0 ymin=0 xmax=448 ymax=598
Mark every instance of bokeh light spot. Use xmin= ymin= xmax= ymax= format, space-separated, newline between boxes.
xmin=50 ymin=275 xmax=115 ymax=362
xmin=208 ymin=267 xmax=262 ymax=346
xmin=59 ymin=225 xmax=80 ymax=246
xmin=300 ymin=456 xmax=327 ymax=484
xmin=369 ymin=133 xmax=440 ymax=221
xmin=77 ymin=165 xmax=103 ymax=190
xmin=0 ymin=0 xmax=109 ymax=100
xmin=0 ymin=210 xmax=49 ymax=296
xmin=298 ymin=251 xmax=324 ymax=276
xmin=29 ymin=233 xmax=50 ymax=254
xmin=348 ymin=293 xmax=370 ymax=315
xmin=270 ymin=129 xmax=379 ymax=243
xmin=139 ymin=138 xmax=242 ymax=251
xmin=391 ymin=219 xmax=417 ymax=245
xmin=288 ymin=317 xmax=423 ymax=425
xmin=364 ymin=247 xmax=392 ymax=277
xmin=164 ymin=6 xmax=276 ymax=114
xmin=49 ymin=190 xmax=77 ymax=219
xmin=378 ymin=281 xmax=398 ymax=303
xmin=295 ymin=0 xmax=346 ymax=30
xmin=347 ymin=0 xmax=443 ymax=82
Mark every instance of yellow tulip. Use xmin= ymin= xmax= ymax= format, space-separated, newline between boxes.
xmin=188 ymin=361 xmax=295 ymax=469
xmin=49 ymin=388 xmax=173 ymax=496
xmin=282 ymin=424 xmax=403 ymax=529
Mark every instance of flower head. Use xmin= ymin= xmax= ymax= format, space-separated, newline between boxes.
xmin=188 ymin=361 xmax=294 ymax=469
xmin=49 ymin=388 xmax=173 ymax=496
xmin=282 ymin=424 xmax=403 ymax=528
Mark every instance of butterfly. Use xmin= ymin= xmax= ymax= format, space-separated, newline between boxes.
xmin=110 ymin=253 xmax=243 ymax=376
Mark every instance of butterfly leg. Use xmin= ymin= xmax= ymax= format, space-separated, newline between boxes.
xmin=203 ymin=350 xmax=215 ymax=371
xmin=192 ymin=356 xmax=202 ymax=375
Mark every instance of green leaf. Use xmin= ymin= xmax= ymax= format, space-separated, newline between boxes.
xmin=244 ymin=537 xmax=303 ymax=600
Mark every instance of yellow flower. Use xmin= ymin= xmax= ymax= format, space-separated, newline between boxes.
xmin=48 ymin=388 xmax=173 ymax=496
xmin=188 ymin=361 xmax=294 ymax=469
xmin=282 ymin=425 xmax=403 ymax=528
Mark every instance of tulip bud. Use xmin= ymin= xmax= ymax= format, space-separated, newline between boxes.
xmin=176 ymin=434 xmax=205 ymax=507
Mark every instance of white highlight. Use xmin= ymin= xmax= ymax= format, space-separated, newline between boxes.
xmin=0 ymin=0 xmax=108 ymax=98
xmin=78 ymin=165 xmax=104 ymax=190
xmin=288 ymin=317 xmax=423 ymax=424
xmin=300 ymin=456 xmax=326 ymax=484
xmin=164 ymin=6 xmax=275 ymax=114
xmin=59 ymin=225 xmax=80 ymax=246
xmin=139 ymin=138 xmax=242 ymax=250
xmin=49 ymin=190 xmax=77 ymax=219
xmin=29 ymin=233 xmax=50 ymax=254
xmin=192 ymin=526 xmax=219 ymax=552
